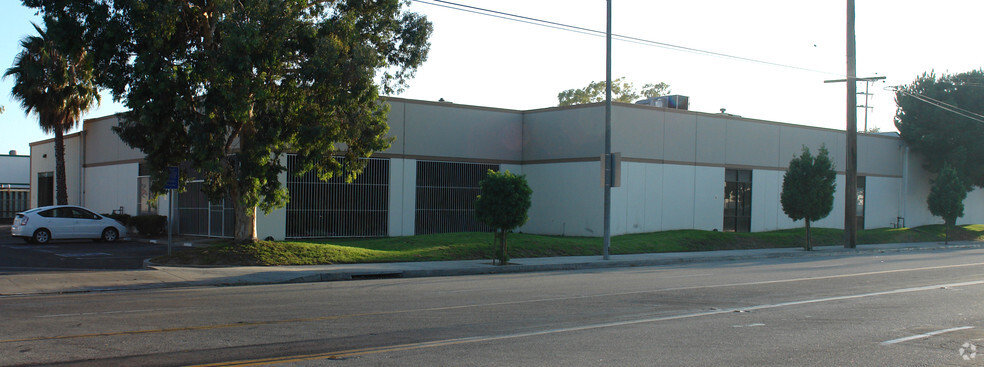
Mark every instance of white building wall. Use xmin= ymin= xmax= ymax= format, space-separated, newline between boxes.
xmin=751 ymin=169 xmax=783 ymax=232
xmin=694 ymin=166 xmax=724 ymax=231
xmin=0 ymin=154 xmax=30 ymax=187
xmin=900 ymin=153 xmax=984 ymax=228
xmin=500 ymin=164 xmax=523 ymax=176
xmin=614 ymin=161 xmax=661 ymax=234
xmin=903 ymin=157 xmax=938 ymax=228
xmin=520 ymin=161 xmax=601 ymax=236
xmin=813 ymin=175 xmax=847 ymax=230
xmin=31 ymin=99 xmax=979 ymax=240
xmin=30 ymin=134 xmax=83 ymax=208
xmin=385 ymin=158 xmax=432 ymax=237
xmin=83 ymin=163 xmax=138 ymax=215
xmin=610 ymin=164 xmax=725 ymax=234
xmin=659 ymin=164 xmax=696 ymax=231
xmin=960 ymin=188 xmax=984 ymax=226
xmin=864 ymin=176 xmax=902 ymax=229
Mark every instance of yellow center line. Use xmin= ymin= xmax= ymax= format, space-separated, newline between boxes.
xmin=0 ymin=313 xmax=381 ymax=344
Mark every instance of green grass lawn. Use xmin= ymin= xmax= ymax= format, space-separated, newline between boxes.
xmin=152 ymin=224 xmax=984 ymax=266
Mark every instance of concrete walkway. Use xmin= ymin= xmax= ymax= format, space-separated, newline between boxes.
xmin=2 ymin=239 xmax=983 ymax=296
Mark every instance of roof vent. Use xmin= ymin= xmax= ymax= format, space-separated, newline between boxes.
xmin=635 ymin=95 xmax=689 ymax=110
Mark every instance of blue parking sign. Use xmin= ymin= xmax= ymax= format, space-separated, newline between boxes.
xmin=165 ymin=167 xmax=179 ymax=189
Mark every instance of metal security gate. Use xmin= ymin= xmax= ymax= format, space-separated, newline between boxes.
xmin=0 ymin=188 xmax=28 ymax=219
xmin=415 ymin=160 xmax=498 ymax=235
xmin=285 ymin=155 xmax=389 ymax=238
xmin=176 ymin=181 xmax=234 ymax=238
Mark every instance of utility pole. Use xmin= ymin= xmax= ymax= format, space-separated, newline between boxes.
xmin=602 ymin=0 xmax=612 ymax=260
xmin=845 ymin=0 xmax=857 ymax=248
xmin=825 ymin=73 xmax=885 ymax=247
xmin=859 ymin=80 xmax=873 ymax=132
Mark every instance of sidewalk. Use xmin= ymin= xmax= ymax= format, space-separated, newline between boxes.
xmin=3 ymin=240 xmax=983 ymax=296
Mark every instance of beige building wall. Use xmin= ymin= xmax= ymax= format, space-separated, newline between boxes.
xmin=27 ymin=97 xmax=976 ymax=239
xmin=29 ymin=133 xmax=83 ymax=208
xmin=523 ymin=105 xmax=604 ymax=162
xmin=606 ymin=103 xmax=911 ymax=233
xmin=28 ymin=115 xmax=148 ymax=216
xmin=384 ymin=98 xmax=523 ymax=162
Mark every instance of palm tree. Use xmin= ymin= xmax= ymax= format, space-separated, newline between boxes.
xmin=5 ymin=23 xmax=100 ymax=205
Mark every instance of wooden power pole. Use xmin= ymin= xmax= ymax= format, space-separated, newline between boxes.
xmin=845 ymin=0 xmax=858 ymax=248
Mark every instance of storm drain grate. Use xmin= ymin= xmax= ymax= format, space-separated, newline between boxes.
xmin=349 ymin=272 xmax=403 ymax=280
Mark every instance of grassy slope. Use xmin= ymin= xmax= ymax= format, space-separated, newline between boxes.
xmin=153 ymin=224 xmax=984 ymax=266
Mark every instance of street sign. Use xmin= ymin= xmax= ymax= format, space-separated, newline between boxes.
xmin=164 ymin=166 xmax=179 ymax=256
xmin=165 ymin=167 xmax=179 ymax=190
xmin=600 ymin=152 xmax=621 ymax=188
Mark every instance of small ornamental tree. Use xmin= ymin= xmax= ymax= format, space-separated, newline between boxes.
xmin=475 ymin=170 xmax=533 ymax=265
xmin=927 ymin=163 xmax=968 ymax=244
xmin=781 ymin=145 xmax=836 ymax=251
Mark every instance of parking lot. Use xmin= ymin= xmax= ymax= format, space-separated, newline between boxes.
xmin=0 ymin=224 xmax=175 ymax=270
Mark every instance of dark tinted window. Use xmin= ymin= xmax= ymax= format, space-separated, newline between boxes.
xmin=724 ymin=169 xmax=752 ymax=232
xmin=72 ymin=208 xmax=99 ymax=220
xmin=38 ymin=209 xmax=56 ymax=218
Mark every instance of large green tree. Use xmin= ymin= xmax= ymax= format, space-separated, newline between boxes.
xmin=927 ymin=163 xmax=968 ymax=244
xmin=781 ymin=146 xmax=836 ymax=251
xmin=557 ymin=77 xmax=670 ymax=106
xmin=4 ymin=22 xmax=100 ymax=205
xmin=475 ymin=170 xmax=532 ymax=265
xmin=26 ymin=0 xmax=432 ymax=243
xmin=895 ymin=70 xmax=984 ymax=188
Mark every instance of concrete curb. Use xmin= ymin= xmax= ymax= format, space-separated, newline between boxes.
xmin=4 ymin=241 xmax=981 ymax=296
xmin=203 ymin=241 xmax=984 ymax=285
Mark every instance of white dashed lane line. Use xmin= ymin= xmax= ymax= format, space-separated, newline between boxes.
xmin=880 ymin=326 xmax=974 ymax=345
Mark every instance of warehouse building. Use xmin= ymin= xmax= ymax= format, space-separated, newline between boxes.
xmin=27 ymin=97 xmax=983 ymax=239
xmin=0 ymin=151 xmax=30 ymax=219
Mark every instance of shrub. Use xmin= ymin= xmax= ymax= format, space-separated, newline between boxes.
xmin=102 ymin=213 xmax=132 ymax=226
xmin=475 ymin=170 xmax=533 ymax=265
xmin=130 ymin=214 xmax=168 ymax=237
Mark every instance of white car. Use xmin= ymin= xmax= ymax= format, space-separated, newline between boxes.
xmin=11 ymin=205 xmax=128 ymax=244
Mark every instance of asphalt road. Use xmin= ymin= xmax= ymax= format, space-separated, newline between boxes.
xmin=0 ymin=226 xmax=169 ymax=270
xmin=3 ymin=248 xmax=984 ymax=366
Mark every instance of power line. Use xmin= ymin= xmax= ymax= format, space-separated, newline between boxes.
xmin=413 ymin=0 xmax=841 ymax=76
xmin=889 ymin=86 xmax=984 ymax=125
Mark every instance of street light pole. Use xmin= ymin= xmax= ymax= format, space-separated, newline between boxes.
xmin=603 ymin=0 xmax=612 ymax=260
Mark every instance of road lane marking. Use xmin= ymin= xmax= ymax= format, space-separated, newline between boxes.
xmin=880 ymin=326 xmax=974 ymax=345
xmin=36 ymin=308 xmax=195 ymax=318
xmin=5 ymin=262 xmax=984 ymax=345
xmin=0 ymin=312 xmax=388 ymax=344
xmin=188 ymin=279 xmax=984 ymax=366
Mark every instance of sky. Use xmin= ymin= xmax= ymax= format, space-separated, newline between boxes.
xmin=1 ymin=0 xmax=983 ymax=156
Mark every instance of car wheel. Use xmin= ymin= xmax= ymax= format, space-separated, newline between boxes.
xmin=33 ymin=229 xmax=51 ymax=244
xmin=101 ymin=228 xmax=119 ymax=243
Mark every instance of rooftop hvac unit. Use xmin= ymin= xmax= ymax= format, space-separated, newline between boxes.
xmin=635 ymin=95 xmax=689 ymax=110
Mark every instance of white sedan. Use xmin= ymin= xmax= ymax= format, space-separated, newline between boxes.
xmin=11 ymin=205 xmax=128 ymax=244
